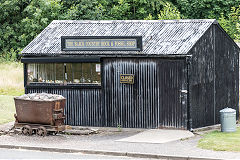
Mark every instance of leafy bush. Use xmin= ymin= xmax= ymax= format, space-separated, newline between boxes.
xmin=0 ymin=0 xmax=64 ymax=60
xmin=145 ymin=2 xmax=181 ymax=20
xmin=158 ymin=2 xmax=181 ymax=20
xmin=173 ymin=0 xmax=240 ymax=19
xmin=218 ymin=6 xmax=240 ymax=40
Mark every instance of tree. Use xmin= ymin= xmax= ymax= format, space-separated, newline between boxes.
xmin=62 ymin=0 xmax=99 ymax=20
xmin=171 ymin=0 xmax=240 ymax=19
xmin=0 ymin=0 xmax=64 ymax=60
xmin=97 ymin=0 xmax=171 ymax=20
xmin=218 ymin=6 xmax=240 ymax=40
xmin=0 ymin=0 xmax=31 ymax=60
xmin=20 ymin=0 xmax=63 ymax=46
xmin=158 ymin=2 xmax=181 ymax=20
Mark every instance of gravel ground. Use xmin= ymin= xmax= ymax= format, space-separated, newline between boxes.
xmin=0 ymin=128 xmax=240 ymax=160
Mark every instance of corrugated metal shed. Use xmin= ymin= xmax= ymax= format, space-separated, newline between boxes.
xmin=21 ymin=19 xmax=215 ymax=56
xmin=21 ymin=19 xmax=239 ymax=130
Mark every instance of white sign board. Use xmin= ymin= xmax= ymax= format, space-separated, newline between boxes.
xmin=96 ymin=64 xmax=101 ymax=72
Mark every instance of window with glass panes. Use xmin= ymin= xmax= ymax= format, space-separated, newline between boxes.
xmin=27 ymin=63 xmax=101 ymax=84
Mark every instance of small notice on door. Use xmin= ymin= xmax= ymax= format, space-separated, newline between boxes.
xmin=120 ymin=74 xmax=134 ymax=84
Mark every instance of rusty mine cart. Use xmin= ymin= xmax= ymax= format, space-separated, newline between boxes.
xmin=14 ymin=95 xmax=66 ymax=137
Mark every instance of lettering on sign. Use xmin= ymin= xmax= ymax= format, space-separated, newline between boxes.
xmin=61 ymin=36 xmax=142 ymax=51
xmin=66 ymin=39 xmax=136 ymax=48
xmin=120 ymin=74 xmax=134 ymax=84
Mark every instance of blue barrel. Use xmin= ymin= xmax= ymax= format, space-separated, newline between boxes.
xmin=220 ymin=108 xmax=236 ymax=132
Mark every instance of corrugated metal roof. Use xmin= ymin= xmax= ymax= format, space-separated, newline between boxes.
xmin=21 ymin=19 xmax=216 ymax=56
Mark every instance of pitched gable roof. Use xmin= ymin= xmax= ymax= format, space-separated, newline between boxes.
xmin=21 ymin=19 xmax=216 ymax=56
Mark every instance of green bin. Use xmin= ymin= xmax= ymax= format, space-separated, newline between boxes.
xmin=220 ymin=108 xmax=236 ymax=132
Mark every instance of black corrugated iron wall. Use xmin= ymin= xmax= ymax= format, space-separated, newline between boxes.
xmin=102 ymin=58 xmax=188 ymax=129
xmin=26 ymin=58 xmax=188 ymax=129
xmin=214 ymin=25 xmax=239 ymax=123
xmin=26 ymin=88 xmax=102 ymax=126
xmin=188 ymin=26 xmax=215 ymax=128
xmin=189 ymin=25 xmax=239 ymax=128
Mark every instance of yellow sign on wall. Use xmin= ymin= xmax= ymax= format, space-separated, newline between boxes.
xmin=120 ymin=74 xmax=134 ymax=84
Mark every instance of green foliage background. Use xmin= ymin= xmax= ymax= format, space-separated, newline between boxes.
xmin=0 ymin=0 xmax=240 ymax=60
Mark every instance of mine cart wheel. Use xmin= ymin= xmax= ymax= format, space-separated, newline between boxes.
xmin=37 ymin=126 xmax=47 ymax=137
xmin=21 ymin=125 xmax=33 ymax=136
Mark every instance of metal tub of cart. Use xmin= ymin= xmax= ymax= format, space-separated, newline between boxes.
xmin=14 ymin=93 xmax=66 ymax=136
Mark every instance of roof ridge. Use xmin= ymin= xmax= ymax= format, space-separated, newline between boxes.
xmin=51 ymin=19 xmax=216 ymax=24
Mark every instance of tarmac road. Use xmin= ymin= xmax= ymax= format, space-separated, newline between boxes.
xmin=0 ymin=148 xmax=141 ymax=159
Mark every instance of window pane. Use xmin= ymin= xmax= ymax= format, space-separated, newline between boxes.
xmin=27 ymin=63 xmax=101 ymax=85
xmin=92 ymin=63 xmax=101 ymax=84
xmin=28 ymin=63 xmax=58 ymax=83
xmin=27 ymin=64 xmax=36 ymax=82
xmin=55 ymin=63 xmax=64 ymax=83
xmin=72 ymin=63 xmax=82 ymax=83
xmin=82 ymin=63 xmax=92 ymax=83
xmin=72 ymin=63 xmax=101 ymax=84
xmin=65 ymin=63 xmax=73 ymax=83
xmin=45 ymin=63 xmax=55 ymax=83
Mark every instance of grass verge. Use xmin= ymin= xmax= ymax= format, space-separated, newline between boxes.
xmin=198 ymin=128 xmax=240 ymax=152
xmin=0 ymin=61 xmax=23 ymax=124
xmin=0 ymin=61 xmax=24 ymax=96
xmin=0 ymin=95 xmax=15 ymax=124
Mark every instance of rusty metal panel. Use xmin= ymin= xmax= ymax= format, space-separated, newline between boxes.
xmin=102 ymin=58 xmax=187 ymax=129
xmin=25 ymin=88 xmax=102 ymax=126
xmin=14 ymin=98 xmax=66 ymax=126
xmin=21 ymin=19 xmax=214 ymax=56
